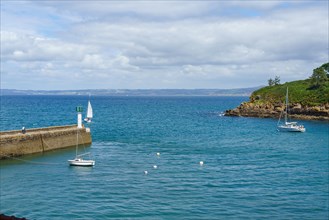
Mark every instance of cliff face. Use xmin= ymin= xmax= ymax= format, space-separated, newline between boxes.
xmin=225 ymin=102 xmax=329 ymax=121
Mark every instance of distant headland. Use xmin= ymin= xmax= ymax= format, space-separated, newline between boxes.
xmin=0 ymin=87 xmax=262 ymax=97
xmin=225 ymin=63 xmax=329 ymax=121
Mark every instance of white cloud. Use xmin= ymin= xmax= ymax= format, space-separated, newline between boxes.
xmin=1 ymin=31 xmax=89 ymax=61
xmin=0 ymin=1 xmax=328 ymax=90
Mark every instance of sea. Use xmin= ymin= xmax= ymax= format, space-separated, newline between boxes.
xmin=0 ymin=95 xmax=328 ymax=219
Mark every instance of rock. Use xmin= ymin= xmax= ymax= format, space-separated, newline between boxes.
xmin=325 ymin=103 xmax=329 ymax=109
xmin=274 ymin=106 xmax=283 ymax=112
xmin=311 ymin=106 xmax=321 ymax=112
xmin=292 ymin=103 xmax=302 ymax=109
xmin=265 ymin=104 xmax=273 ymax=110
xmin=225 ymin=101 xmax=329 ymax=121
xmin=0 ymin=214 xmax=27 ymax=220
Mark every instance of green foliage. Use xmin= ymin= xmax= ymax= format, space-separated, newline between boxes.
xmin=310 ymin=66 xmax=328 ymax=88
xmin=274 ymin=76 xmax=280 ymax=85
xmin=268 ymin=78 xmax=274 ymax=86
xmin=268 ymin=75 xmax=280 ymax=86
xmin=251 ymin=63 xmax=329 ymax=106
xmin=320 ymin=62 xmax=329 ymax=72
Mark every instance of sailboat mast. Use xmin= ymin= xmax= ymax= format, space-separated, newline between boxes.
xmin=76 ymin=128 xmax=78 ymax=157
xmin=285 ymin=87 xmax=288 ymax=123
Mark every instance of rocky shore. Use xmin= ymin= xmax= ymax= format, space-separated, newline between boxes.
xmin=0 ymin=214 xmax=26 ymax=220
xmin=225 ymin=101 xmax=329 ymax=121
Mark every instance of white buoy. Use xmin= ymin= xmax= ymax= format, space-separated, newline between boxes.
xmin=153 ymin=165 xmax=157 ymax=169
xmin=144 ymin=170 xmax=148 ymax=175
xmin=156 ymin=152 xmax=160 ymax=156
xmin=199 ymin=161 xmax=204 ymax=166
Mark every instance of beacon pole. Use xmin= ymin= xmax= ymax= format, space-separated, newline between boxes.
xmin=76 ymin=106 xmax=83 ymax=128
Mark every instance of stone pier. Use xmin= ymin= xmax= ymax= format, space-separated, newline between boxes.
xmin=0 ymin=125 xmax=92 ymax=159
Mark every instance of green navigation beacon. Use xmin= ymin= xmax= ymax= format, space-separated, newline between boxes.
xmin=76 ymin=106 xmax=83 ymax=128
xmin=76 ymin=106 xmax=83 ymax=112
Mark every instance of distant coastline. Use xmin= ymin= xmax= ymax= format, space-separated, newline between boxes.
xmin=0 ymin=87 xmax=262 ymax=97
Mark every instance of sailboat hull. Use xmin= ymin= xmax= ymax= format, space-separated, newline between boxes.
xmin=277 ymin=125 xmax=305 ymax=132
xmin=68 ymin=158 xmax=95 ymax=166
xmin=84 ymin=118 xmax=92 ymax=123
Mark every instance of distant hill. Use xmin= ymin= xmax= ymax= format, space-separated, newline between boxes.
xmin=1 ymin=87 xmax=263 ymax=96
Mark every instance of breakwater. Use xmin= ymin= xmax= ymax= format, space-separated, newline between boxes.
xmin=0 ymin=125 xmax=92 ymax=159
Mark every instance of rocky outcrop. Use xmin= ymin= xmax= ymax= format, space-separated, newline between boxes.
xmin=0 ymin=214 xmax=26 ymax=220
xmin=225 ymin=102 xmax=329 ymax=121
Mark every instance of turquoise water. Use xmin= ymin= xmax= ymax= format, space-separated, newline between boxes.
xmin=0 ymin=95 xmax=328 ymax=219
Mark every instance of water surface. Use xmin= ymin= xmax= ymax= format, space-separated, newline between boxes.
xmin=0 ymin=96 xmax=328 ymax=219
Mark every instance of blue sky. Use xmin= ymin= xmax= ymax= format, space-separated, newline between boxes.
xmin=1 ymin=0 xmax=328 ymax=90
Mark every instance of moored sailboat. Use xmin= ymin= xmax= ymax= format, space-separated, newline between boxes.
xmin=68 ymin=156 xmax=95 ymax=166
xmin=277 ymin=87 xmax=305 ymax=132
xmin=68 ymin=106 xmax=95 ymax=166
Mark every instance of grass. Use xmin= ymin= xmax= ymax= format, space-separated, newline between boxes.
xmin=250 ymin=79 xmax=329 ymax=106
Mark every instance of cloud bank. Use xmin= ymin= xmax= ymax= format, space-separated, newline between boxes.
xmin=1 ymin=1 xmax=328 ymax=89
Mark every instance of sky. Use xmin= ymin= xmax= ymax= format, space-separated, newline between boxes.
xmin=1 ymin=0 xmax=328 ymax=90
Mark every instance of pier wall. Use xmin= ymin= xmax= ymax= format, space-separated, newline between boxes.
xmin=0 ymin=125 xmax=92 ymax=159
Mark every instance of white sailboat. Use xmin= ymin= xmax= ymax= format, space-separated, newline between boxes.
xmin=277 ymin=87 xmax=305 ymax=132
xmin=84 ymin=99 xmax=93 ymax=123
xmin=68 ymin=156 xmax=95 ymax=166
xmin=68 ymin=129 xmax=95 ymax=166
xmin=68 ymin=106 xmax=95 ymax=166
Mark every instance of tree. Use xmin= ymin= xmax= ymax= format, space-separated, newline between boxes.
xmin=310 ymin=67 xmax=328 ymax=88
xmin=320 ymin=62 xmax=329 ymax=72
xmin=268 ymin=76 xmax=280 ymax=86
xmin=320 ymin=62 xmax=329 ymax=78
xmin=268 ymin=78 xmax=274 ymax=86
xmin=274 ymin=76 xmax=280 ymax=85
